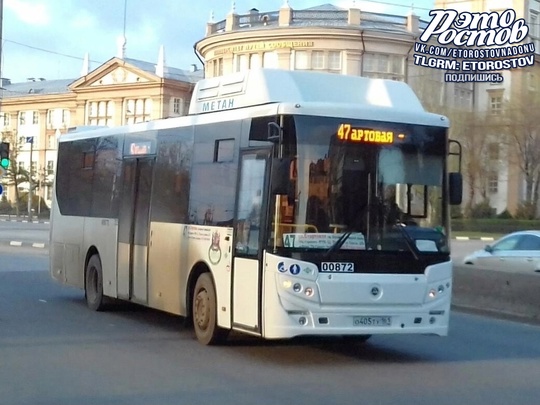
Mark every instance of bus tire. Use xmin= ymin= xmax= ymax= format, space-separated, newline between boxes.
xmin=85 ymin=254 xmax=107 ymax=311
xmin=192 ymin=273 xmax=227 ymax=345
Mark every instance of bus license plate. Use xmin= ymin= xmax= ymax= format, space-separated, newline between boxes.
xmin=353 ymin=316 xmax=391 ymax=327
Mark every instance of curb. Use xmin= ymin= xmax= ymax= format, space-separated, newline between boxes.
xmin=453 ymin=236 xmax=495 ymax=241
xmin=6 ymin=241 xmax=47 ymax=249
xmin=0 ymin=218 xmax=50 ymax=224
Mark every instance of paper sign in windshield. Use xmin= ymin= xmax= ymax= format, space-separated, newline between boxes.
xmin=283 ymin=233 xmax=366 ymax=250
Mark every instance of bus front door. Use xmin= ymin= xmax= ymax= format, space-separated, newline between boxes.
xmin=117 ymin=158 xmax=154 ymax=304
xmin=232 ymin=149 xmax=269 ymax=334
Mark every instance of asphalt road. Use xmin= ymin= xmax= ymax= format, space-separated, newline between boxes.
xmin=1 ymin=234 xmax=540 ymax=405
xmin=0 ymin=217 xmax=49 ymax=248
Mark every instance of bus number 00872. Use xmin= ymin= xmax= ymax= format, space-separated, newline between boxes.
xmin=320 ymin=262 xmax=354 ymax=272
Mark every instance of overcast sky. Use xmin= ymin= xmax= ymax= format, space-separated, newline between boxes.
xmin=1 ymin=0 xmax=435 ymax=83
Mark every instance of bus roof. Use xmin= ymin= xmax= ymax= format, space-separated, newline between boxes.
xmin=188 ymin=69 xmax=426 ymax=116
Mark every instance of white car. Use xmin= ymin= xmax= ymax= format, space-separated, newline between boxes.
xmin=463 ymin=230 xmax=540 ymax=272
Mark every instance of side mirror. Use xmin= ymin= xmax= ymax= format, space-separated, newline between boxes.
xmin=449 ymin=172 xmax=463 ymax=206
xmin=268 ymin=122 xmax=282 ymax=143
xmin=270 ymin=157 xmax=292 ymax=195
xmin=485 ymin=245 xmax=493 ymax=253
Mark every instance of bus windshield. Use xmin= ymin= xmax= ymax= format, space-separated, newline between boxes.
xmin=269 ymin=115 xmax=449 ymax=254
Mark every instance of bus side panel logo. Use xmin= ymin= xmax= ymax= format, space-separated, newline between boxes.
xmin=208 ymin=231 xmax=222 ymax=265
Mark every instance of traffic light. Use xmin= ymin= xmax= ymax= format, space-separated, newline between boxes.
xmin=0 ymin=142 xmax=9 ymax=169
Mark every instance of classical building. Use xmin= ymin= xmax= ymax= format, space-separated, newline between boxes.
xmin=196 ymin=3 xmax=425 ymax=81
xmin=0 ymin=51 xmax=202 ymax=211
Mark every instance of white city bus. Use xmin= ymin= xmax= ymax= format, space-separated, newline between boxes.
xmin=49 ymin=69 xmax=462 ymax=345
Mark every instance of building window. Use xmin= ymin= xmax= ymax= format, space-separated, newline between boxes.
xmin=236 ymin=54 xmax=249 ymax=72
xmin=263 ymin=52 xmax=278 ymax=68
xmin=173 ymin=98 xmax=183 ymax=115
xmin=363 ymin=53 xmax=405 ymax=81
xmin=48 ymin=134 xmax=56 ymax=149
xmin=19 ymin=112 xmax=26 ymax=125
xmin=250 ymin=53 xmax=261 ymax=69
xmin=1 ymin=113 xmax=9 ymax=126
xmin=31 ymin=161 xmax=37 ymax=173
xmin=530 ymin=11 xmax=539 ymax=52
xmin=32 ymin=111 xmax=39 ymax=125
xmin=489 ymin=94 xmax=503 ymax=115
xmin=453 ymin=85 xmax=473 ymax=109
xmin=125 ymin=98 xmax=152 ymax=124
xmin=328 ymin=51 xmax=342 ymax=71
xmin=61 ymin=109 xmax=68 ymax=124
xmin=88 ymin=101 xmax=113 ymax=126
xmin=294 ymin=50 xmax=309 ymax=70
xmin=18 ymin=161 xmax=25 ymax=171
xmin=47 ymin=160 xmax=54 ymax=175
xmin=213 ymin=58 xmax=223 ymax=77
xmin=488 ymin=171 xmax=498 ymax=193
xmin=312 ymin=51 xmax=324 ymax=69
xmin=488 ymin=143 xmax=499 ymax=161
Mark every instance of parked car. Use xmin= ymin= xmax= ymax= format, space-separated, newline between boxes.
xmin=463 ymin=230 xmax=540 ymax=272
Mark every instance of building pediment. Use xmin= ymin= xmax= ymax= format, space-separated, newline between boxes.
xmin=69 ymin=57 xmax=159 ymax=91
xmin=90 ymin=66 xmax=151 ymax=86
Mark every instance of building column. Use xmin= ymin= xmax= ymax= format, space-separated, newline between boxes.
xmin=74 ymin=100 xmax=86 ymax=126
xmin=113 ymin=98 xmax=124 ymax=125
xmin=275 ymin=48 xmax=291 ymax=70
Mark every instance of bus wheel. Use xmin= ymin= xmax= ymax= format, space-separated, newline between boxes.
xmin=85 ymin=254 xmax=106 ymax=311
xmin=193 ymin=273 xmax=226 ymax=345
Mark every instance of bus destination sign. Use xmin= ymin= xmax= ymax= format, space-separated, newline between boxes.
xmin=337 ymin=124 xmax=404 ymax=144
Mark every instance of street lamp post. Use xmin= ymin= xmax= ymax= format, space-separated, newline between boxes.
xmin=26 ymin=137 xmax=33 ymax=220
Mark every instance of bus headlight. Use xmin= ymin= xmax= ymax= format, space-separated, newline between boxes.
xmin=293 ymin=283 xmax=302 ymax=293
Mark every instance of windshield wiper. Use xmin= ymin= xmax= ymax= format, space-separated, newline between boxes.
xmin=324 ymin=231 xmax=353 ymax=257
xmin=392 ymin=223 xmax=419 ymax=260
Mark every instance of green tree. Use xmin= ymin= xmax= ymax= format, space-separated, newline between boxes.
xmin=500 ymin=83 xmax=540 ymax=217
